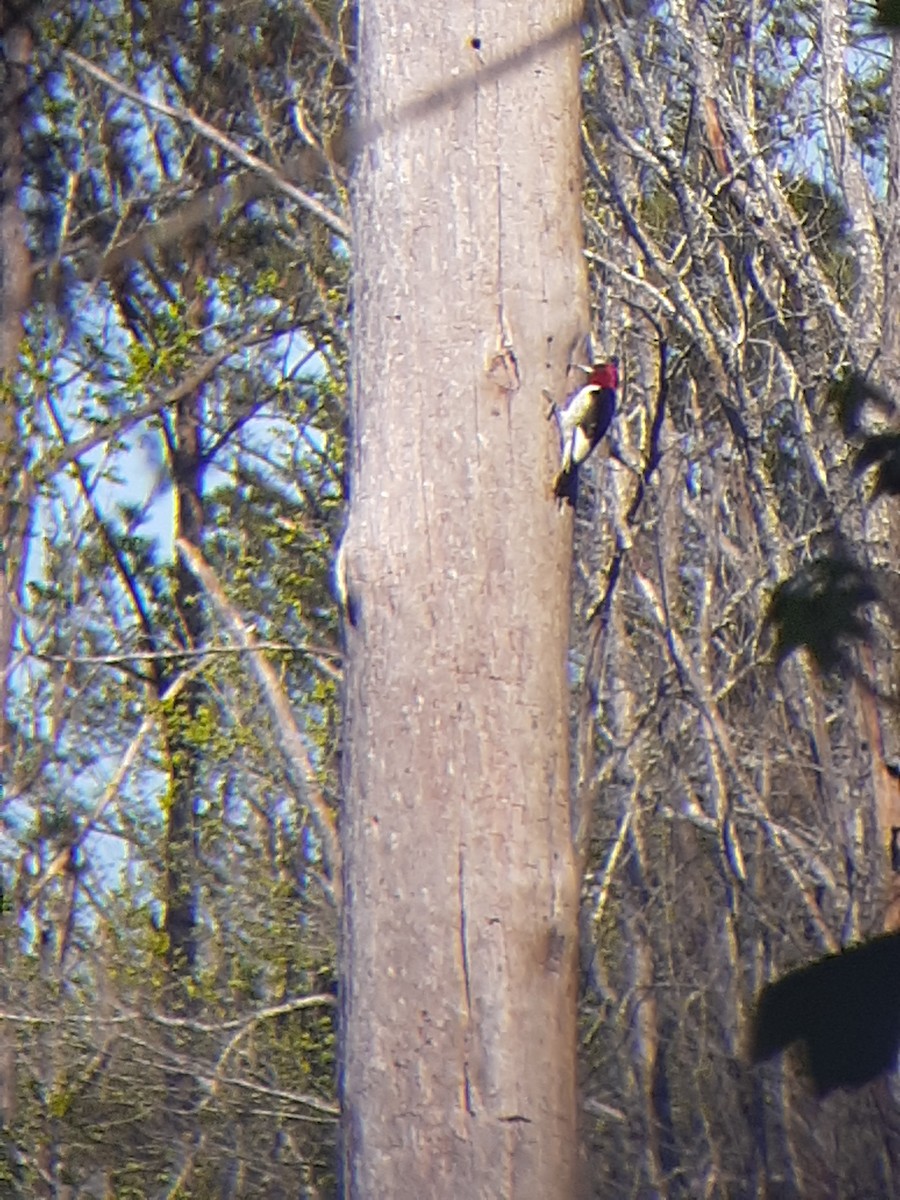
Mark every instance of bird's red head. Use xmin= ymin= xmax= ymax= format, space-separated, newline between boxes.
xmin=589 ymin=358 xmax=619 ymax=391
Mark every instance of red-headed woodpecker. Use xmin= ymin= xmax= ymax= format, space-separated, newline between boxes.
xmin=551 ymin=358 xmax=619 ymax=505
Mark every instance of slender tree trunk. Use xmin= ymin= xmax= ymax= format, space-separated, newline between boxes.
xmin=162 ymin=387 xmax=205 ymax=994
xmin=160 ymin=227 xmax=210 ymax=1191
xmin=871 ymin=32 xmax=900 ymax=934
xmin=162 ymin=96 xmax=214 ymax=1009
xmin=341 ymin=4 xmax=587 ymax=1196
xmin=0 ymin=13 xmax=31 ymax=781
xmin=0 ymin=16 xmax=31 ymax=1171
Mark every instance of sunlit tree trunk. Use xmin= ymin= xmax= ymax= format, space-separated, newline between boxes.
xmin=875 ymin=33 xmax=900 ymax=936
xmin=341 ymin=2 xmax=587 ymax=1196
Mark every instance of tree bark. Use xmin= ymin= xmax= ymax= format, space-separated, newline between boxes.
xmin=0 ymin=15 xmax=31 ymax=781
xmin=868 ymin=31 xmax=900 ymax=935
xmin=341 ymin=3 xmax=587 ymax=1197
xmin=0 ymin=15 xmax=31 ymax=1154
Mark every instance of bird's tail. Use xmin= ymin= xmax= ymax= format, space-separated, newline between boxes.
xmin=553 ymin=465 xmax=579 ymax=507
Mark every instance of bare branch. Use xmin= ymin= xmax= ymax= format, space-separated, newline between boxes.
xmin=176 ymin=538 xmax=342 ymax=906
xmin=63 ymin=51 xmax=350 ymax=241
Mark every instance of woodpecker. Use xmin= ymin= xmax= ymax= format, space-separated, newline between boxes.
xmin=551 ymin=358 xmax=619 ymax=505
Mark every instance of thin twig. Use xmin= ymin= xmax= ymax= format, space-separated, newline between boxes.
xmin=63 ymin=51 xmax=350 ymax=241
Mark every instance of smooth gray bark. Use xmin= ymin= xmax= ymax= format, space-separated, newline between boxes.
xmin=341 ymin=3 xmax=588 ymax=1196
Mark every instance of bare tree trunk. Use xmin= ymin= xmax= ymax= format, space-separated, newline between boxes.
xmin=0 ymin=14 xmax=31 ymax=1167
xmin=340 ymin=4 xmax=587 ymax=1197
xmin=820 ymin=0 xmax=882 ymax=357
xmin=158 ymin=238 xmax=209 ymax=1192
xmin=163 ymin=381 xmax=205 ymax=1000
xmin=0 ymin=13 xmax=31 ymax=781
xmin=161 ymin=82 xmax=215 ymax=1013
xmin=877 ymin=33 xmax=900 ymax=937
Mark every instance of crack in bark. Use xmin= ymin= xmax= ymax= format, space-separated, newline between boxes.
xmin=458 ymin=846 xmax=475 ymax=1116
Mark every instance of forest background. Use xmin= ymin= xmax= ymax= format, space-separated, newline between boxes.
xmin=0 ymin=0 xmax=899 ymax=1196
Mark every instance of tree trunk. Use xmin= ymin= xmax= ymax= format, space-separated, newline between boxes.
xmin=0 ymin=15 xmax=31 ymax=1164
xmin=163 ymin=380 xmax=206 ymax=999
xmin=876 ymin=32 xmax=900 ymax=935
xmin=341 ymin=4 xmax=587 ymax=1197
xmin=0 ymin=14 xmax=31 ymax=780
xmin=159 ymin=238 xmax=209 ymax=1191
